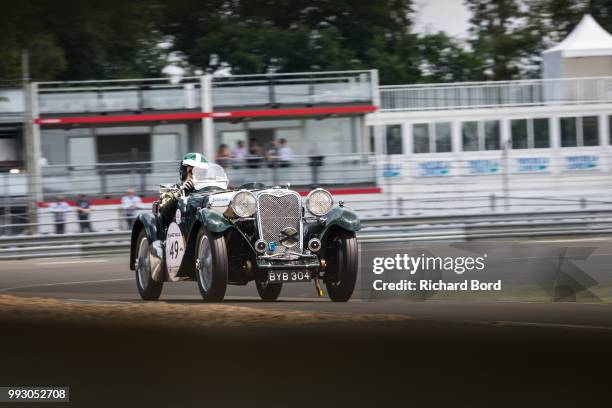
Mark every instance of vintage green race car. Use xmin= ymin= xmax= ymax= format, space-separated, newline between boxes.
xmin=129 ymin=164 xmax=360 ymax=302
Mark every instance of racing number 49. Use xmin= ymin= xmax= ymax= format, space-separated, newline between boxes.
xmin=169 ymin=240 xmax=179 ymax=259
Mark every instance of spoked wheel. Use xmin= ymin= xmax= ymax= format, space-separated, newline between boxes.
xmin=324 ymin=230 xmax=358 ymax=302
xmin=195 ymin=227 xmax=228 ymax=302
xmin=255 ymin=279 xmax=283 ymax=301
xmin=135 ymin=230 xmax=163 ymax=300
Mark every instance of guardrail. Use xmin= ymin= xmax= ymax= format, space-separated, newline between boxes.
xmin=36 ymin=70 xmax=374 ymax=114
xmin=379 ymin=75 xmax=612 ymax=111
xmin=2 ymin=209 xmax=612 ymax=260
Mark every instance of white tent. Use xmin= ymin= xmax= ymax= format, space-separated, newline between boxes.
xmin=542 ymin=14 xmax=612 ymax=79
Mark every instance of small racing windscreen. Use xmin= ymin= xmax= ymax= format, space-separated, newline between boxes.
xmin=192 ymin=164 xmax=228 ymax=189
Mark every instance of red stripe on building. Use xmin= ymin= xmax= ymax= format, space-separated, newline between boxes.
xmin=34 ymin=105 xmax=377 ymax=125
xmin=35 ymin=112 xmax=209 ymax=125
xmin=36 ymin=187 xmax=381 ymax=207
xmin=209 ymin=105 xmax=377 ymax=118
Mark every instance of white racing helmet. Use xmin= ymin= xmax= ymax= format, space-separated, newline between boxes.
xmin=179 ymin=152 xmax=209 ymax=181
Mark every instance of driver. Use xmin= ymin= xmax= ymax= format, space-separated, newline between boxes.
xmin=158 ymin=152 xmax=209 ymax=221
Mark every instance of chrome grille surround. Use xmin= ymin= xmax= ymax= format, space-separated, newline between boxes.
xmin=256 ymin=190 xmax=302 ymax=255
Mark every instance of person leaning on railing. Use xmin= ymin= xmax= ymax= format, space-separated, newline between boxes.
xmin=75 ymin=194 xmax=94 ymax=233
xmin=121 ymin=188 xmax=142 ymax=230
xmin=266 ymin=139 xmax=279 ymax=168
xmin=230 ymin=140 xmax=247 ymax=169
xmin=308 ymin=142 xmax=325 ymax=186
xmin=48 ymin=196 xmax=70 ymax=234
xmin=215 ymin=144 xmax=231 ymax=169
xmin=278 ymin=138 xmax=293 ymax=168
xmin=245 ymin=138 xmax=263 ymax=169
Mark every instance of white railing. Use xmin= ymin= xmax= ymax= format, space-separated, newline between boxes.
xmin=0 ymin=88 xmax=24 ymax=113
xmin=37 ymin=77 xmax=203 ymax=114
xmin=35 ymin=70 xmax=375 ymax=115
xmin=380 ymin=76 xmax=612 ymax=112
xmin=32 ymin=154 xmax=377 ymax=197
xmin=211 ymin=71 xmax=373 ymax=107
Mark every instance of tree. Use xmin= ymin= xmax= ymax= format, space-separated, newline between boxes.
xmin=161 ymin=0 xmax=420 ymax=83
xmin=416 ymin=32 xmax=483 ymax=82
xmin=0 ymin=4 xmax=66 ymax=82
xmin=466 ymin=0 xmax=541 ymax=80
xmin=0 ymin=0 xmax=168 ymax=82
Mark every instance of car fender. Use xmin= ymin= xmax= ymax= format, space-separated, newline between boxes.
xmin=129 ymin=213 xmax=159 ymax=270
xmin=195 ymin=208 xmax=233 ymax=233
xmin=175 ymin=208 xmax=234 ymax=278
xmin=319 ymin=207 xmax=361 ymax=242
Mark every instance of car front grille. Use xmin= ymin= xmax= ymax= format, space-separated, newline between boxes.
xmin=257 ymin=191 xmax=302 ymax=254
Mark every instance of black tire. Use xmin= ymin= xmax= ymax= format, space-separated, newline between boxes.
xmin=324 ymin=230 xmax=358 ymax=302
xmin=255 ymin=279 xmax=283 ymax=301
xmin=135 ymin=229 xmax=163 ymax=300
xmin=195 ymin=227 xmax=228 ymax=302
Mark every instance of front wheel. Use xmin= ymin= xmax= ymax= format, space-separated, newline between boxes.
xmin=255 ymin=279 xmax=282 ymax=301
xmin=195 ymin=227 xmax=228 ymax=302
xmin=324 ymin=230 xmax=358 ymax=302
xmin=135 ymin=229 xmax=163 ymax=300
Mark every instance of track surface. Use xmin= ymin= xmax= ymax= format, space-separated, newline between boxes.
xmin=2 ymin=238 xmax=612 ymax=330
xmin=2 ymin=238 xmax=612 ymax=407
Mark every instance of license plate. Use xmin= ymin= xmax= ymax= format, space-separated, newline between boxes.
xmin=267 ymin=271 xmax=312 ymax=283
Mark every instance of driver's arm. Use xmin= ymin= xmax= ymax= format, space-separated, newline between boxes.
xmin=158 ymin=179 xmax=194 ymax=219
xmin=158 ymin=191 xmax=178 ymax=219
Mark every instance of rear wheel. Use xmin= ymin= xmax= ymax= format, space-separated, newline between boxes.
xmin=195 ymin=227 xmax=228 ymax=302
xmin=324 ymin=230 xmax=358 ymax=302
xmin=135 ymin=229 xmax=163 ymax=300
xmin=255 ymin=279 xmax=283 ymax=301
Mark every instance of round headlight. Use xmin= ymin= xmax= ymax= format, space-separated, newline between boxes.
xmin=307 ymin=188 xmax=333 ymax=216
xmin=231 ymin=190 xmax=257 ymax=218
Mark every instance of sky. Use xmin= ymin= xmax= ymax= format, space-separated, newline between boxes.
xmin=412 ymin=0 xmax=472 ymax=38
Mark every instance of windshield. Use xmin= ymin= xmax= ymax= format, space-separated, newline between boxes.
xmin=192 ymin=163 xmax=228 ymax=183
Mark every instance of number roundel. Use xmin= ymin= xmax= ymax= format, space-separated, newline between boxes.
xmin=165 ymin=222 xmax=185 ymax=281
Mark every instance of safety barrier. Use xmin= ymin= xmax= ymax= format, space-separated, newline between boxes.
xmin=2 ymin=209 xmax=612 ymax=260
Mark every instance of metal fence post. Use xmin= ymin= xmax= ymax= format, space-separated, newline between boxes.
xmin=268 ymin=75 xmax=277 ymax=106
xmin=272 ymin=162 xmax=279 ymax=186
xmin=100 ymin=166 xmax=107 ymax=195
xmin=3 ymin=175 xmax=11 ymax=235
xmin=490 ymin=194 xmax=497 ymax=212
xmin=140 ymin=169 xmax=146 ymax=194
xmin=502 ymin=139 xmax=511 ymax=211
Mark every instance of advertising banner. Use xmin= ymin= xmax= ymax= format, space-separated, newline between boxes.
xmin=565 ymin=155 xmax=598 ymax=170
xmin=467 ymin=159 xmax=499 ymax=175
xmin=516 ymin=157 xmax=549 ymax=173
xmin=418 ymin=161 xmax=451 ymax=177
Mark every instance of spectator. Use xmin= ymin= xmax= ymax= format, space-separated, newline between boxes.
xmin=246 ymin=138 xmax=263 ymax=169
xmin=308 ymin=141 xmax=325 ymax=186
xmin=75 ymin=194 xmax=94 ymax=233
xmin=121 ymin=188 xmax=142 ymax=230
xmin=266 ymin=139 xmax=279 ymax=168
xmin=215 ymin=144 xmax=231 ymax=169
xmin=230 ymin=140 xmax=247 ymax=168
xmin=48 ymin=195 xmax=70 ymax=234
xmin=278 ymin=138 xmax=293 ymax=167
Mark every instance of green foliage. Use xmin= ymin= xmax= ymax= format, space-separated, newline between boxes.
xmin=466 ymin=0 xmax=542 ymax=80
xmin=0 ymin=0 xmax=167 ymax=81
xmin=416 ymin=32 xmax=483 ymax=82
xmin=3 ymin=0 xmax=608 ymax=86
xmin=161 ymin=0 xmax=420 ymax=83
